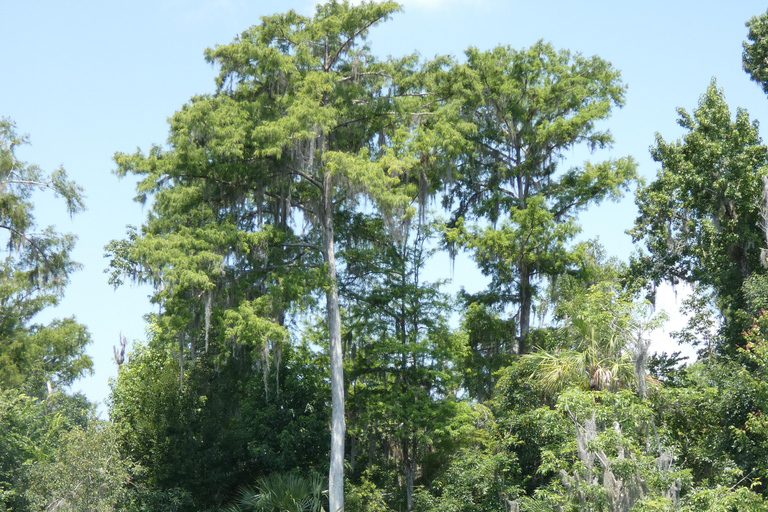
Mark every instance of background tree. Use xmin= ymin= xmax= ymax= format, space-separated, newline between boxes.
xmin=0 ymin=118 xmax=96 ymax=511
xmin=524 ymin=249 xmax=665 ymax=396
xmin=0 ymin=390 xmax=92 ymax=510
xmin=630 ymin=80 xmax=768 ymax=352
xmin=441 ymin=41 xmax=638 ymax=357
xmin=744 ymin=8 xmax=768 ymax=96
xmin=0 ymin=118 xmax=91 ymax=397
xmin=339 ymin=213 xmax=465 ymax=510
xmin=514 ymin=388 xmax=691 ymax=512
xmin=108 ymin=334 xmax=330 ymax=510
xmin=23 ymin=423 xmax=132 ymax=512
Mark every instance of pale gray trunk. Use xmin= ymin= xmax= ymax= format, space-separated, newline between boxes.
xmin=323 ymin=173 xmax=345 ymax=512
xmin=404 ymin=438 xmax=416 ymax=511
xmin=113 ymin=334 xmax=127 ymax=367
xmin=633 ymin=332 xmax=649 ymax=399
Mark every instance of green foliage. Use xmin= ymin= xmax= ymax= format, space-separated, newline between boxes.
xmin=346 ymin=472 xmax=390 ymax=512
xmin=0 ymin=389 xmax=93 ymax=510
xmin=0 ymin=118 xmax=91 ymax=397
xmin=0 ymin=118 xmax=97 ymax=511
xmin=678 ymin=486 xmax=768 ymax=511
xmin=440 ymin=41 xmax=638 ymax=355
xmin=744 ymin=9 xmax=768 ymax=96
xmin=109 ymin=339 xmax=329 ymax=511
xmin=492 ymin=364 xmax=572 ymax=496
xmin=0 ymin=118 xmax=85 ymax=243
xmin=338 ymin=212 xmax=467 ymax=509
xmin=516 ymin=389 xmax=690 ymax=512
xmin=524 ymin=279 xmax=663 ymax=394
xmin=415 ymin=443 xmax=518 ymax=512
xmin=459 ymin=301 xmax=515 ymax=403
xmin=631 ymin=80 xmax=768 ymax=351
xmin=743 ymin=274 xmax=768 ymax=316
xmin=407 ymin=398 xmax=520 ymax=512
xmin=226 ymin=471 xmax=327 ymax=512
xmin=647 ymin=351 xmax=689 ymax=386
xmin=23 ymin=423 xmax=132 ymax=512
xmin=646 ymin=348 xmax=768 ymax=505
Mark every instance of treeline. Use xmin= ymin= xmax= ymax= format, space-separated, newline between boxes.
xmin=4 ymin=2 xmax=768 ymax=511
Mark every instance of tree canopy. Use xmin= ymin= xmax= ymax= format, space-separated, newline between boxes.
xmin=9 ymin=2 xmax=768 ymax=512
xmin=442 ymin=41 xmax=638 ymax=356
xmin=631 ymin=80 xmax=768 ymax=352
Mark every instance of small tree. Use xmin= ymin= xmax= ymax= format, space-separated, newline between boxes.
xmin=24 ymin=424 xmax=132 ymax=512
xmin=524 ymin=280 xmax=663 ymax=395
xmin=340 ymin=214 xmax=464 ymax=510
xmin=0 ymin=118 xmax=91 ymax=397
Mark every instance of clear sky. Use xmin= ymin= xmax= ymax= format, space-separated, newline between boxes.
xmin=2 ymin=0 xmax=767 ymax=411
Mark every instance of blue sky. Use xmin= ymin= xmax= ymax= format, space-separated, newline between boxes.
xmin=1 ymin=0 xmax=767 ymax=410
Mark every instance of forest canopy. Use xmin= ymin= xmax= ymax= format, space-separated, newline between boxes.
xmin=3 ymin=2 xmax=768 ymax=511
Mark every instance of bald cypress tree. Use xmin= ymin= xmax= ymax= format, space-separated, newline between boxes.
xmin=109 ymin=2 xmax=442 ymax=508
xmin=442 ymin=42 xmax=637 ymax=356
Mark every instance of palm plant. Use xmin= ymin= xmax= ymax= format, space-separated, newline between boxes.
xmin=524 ymin=282 xmax=661 ymax=394
xmin=225 ymin=471 xmax=327 ymax=512
xmin=524 ymin=318 xmax=636 ymax=393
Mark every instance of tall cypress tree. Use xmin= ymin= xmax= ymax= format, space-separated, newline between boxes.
xmin=108 ymin=2 xmax=441 ymax=508
xmin=441 ymin=42 xmax=637 ymax=356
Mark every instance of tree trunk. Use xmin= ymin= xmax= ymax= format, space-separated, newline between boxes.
xmin=349 ymin=431 xmax=357 ymax=476
xmin=404 ymin=437 xmax=416 ymax=511
xmin=322 ymin=173 xmax=345 ymax=512
xmin=518 ymin=263 xmax=531 ymax=355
